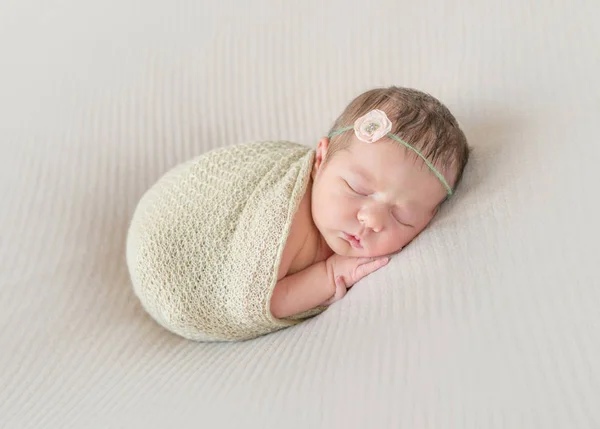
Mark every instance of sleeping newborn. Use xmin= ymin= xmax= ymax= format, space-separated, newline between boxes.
xmin=126 ymin=86 xmax=469 ymax=341
xmin=271 ymin=87 xmax=470 ymax=318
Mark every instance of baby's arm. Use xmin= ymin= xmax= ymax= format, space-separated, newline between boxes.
xmin=270 ymin=254 xmax=390 ymax=319
xmin=270 ymin=261 xmax=334 ymax=319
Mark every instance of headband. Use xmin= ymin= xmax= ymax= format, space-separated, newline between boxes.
xmin=328 ymin=109 xmax=453 ymax=196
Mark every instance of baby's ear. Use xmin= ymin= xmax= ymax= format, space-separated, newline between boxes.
xmin=312 ymin=137 xmax=330 ymax=177
xmin=316 ymin=137 xmax=330 ymax=159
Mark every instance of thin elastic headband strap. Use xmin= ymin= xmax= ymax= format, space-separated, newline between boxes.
xmin=328 ymin=126 xmax=353 ymax=138
xmin=327 ymin=128 xmax=454 ymax=196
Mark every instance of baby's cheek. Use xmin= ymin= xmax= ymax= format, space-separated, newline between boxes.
xmin=369 ymin=233 xmax=395 ymax=256
xmin=394 ymin=226 xmax=417 ymax=249
xmin=397 ymin=226 xmax=426 ymax=249
xmin=387 ymin=239 xmax=405 ymax=254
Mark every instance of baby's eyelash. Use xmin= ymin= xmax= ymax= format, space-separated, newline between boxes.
xmin=391 ymin=210 xmax=414 ymax=228
xmin=398 ymin=219 xmax=414 ymax=228
xmin=344 ymin=180 xmax=367 ymax=196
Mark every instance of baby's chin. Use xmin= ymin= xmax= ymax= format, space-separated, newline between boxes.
xmin=323 ymin=236 xmax=353 ymax=257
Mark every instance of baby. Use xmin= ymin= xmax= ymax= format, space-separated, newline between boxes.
xmin=127 ymin=85 xmax=469 ymax=342
xmin=270 ymin=86 xmax=469 ymax=318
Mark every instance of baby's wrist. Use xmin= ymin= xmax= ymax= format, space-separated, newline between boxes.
xmin=323 ymin=259 xmax=336 ymax=293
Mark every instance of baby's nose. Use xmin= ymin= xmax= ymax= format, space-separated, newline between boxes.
xmin=359 ymin=208 xmax=384 ymax=233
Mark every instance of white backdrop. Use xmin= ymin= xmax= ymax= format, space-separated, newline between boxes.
xmin=1 ymin=1 xmax=599 ymax=428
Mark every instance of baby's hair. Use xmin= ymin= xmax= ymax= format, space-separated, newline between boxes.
xmin=326 ymin=86 xmax=470 ymax=189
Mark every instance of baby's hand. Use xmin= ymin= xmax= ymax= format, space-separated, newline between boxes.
xmin=322 ymin=254 xmax=390 ymax=305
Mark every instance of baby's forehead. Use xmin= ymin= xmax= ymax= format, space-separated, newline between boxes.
xmin=347 ymin=139 xmax=452 ymax=180
xmin=344 ymin=142 xmax=417 ymax=174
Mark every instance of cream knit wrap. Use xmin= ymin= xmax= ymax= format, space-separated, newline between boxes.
xmin=126 ymin=141 xmax=319 ymax=341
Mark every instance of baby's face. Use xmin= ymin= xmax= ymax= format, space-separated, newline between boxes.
xmin=310 ymin=136 xmax=450 ymax=258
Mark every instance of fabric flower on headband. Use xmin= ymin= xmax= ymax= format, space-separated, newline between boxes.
xmin=354 ymin=109 xmax=393 ymax=143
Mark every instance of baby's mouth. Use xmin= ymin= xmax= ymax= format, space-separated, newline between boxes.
xmin=343 ymin=232 xmax=363 ymax=249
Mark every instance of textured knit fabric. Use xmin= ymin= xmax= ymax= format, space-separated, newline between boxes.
xmin=126 ymin=141 xmax=317 ymax=341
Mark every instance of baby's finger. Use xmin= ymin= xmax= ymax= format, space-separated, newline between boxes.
xmin=353 ymin=257 xmax=389 ymax=281
xmin=355 ymin=257 xmax=378 ymax=265
xmin=332 ymin=276 xmax=347 ymax=302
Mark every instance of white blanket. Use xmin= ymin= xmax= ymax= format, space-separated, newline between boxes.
xmin=1 ymin=1 xmax=598 ymax=428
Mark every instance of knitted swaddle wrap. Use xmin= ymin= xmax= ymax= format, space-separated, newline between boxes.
xmin=126 ymin=141 xmax=317 ymax=341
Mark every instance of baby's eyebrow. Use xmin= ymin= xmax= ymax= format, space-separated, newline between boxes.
xmin=349 ymin=166 xmax=375 ymax=184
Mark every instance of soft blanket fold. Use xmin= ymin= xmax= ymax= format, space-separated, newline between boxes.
xmin=126 ymin=141 xmax=318 ymax=341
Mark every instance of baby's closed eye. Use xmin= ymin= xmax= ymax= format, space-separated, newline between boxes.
xmin=392 ymin=210 xmax=414 ymax=228
xmin=344 ymin=179 xmax=369 ymax=196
